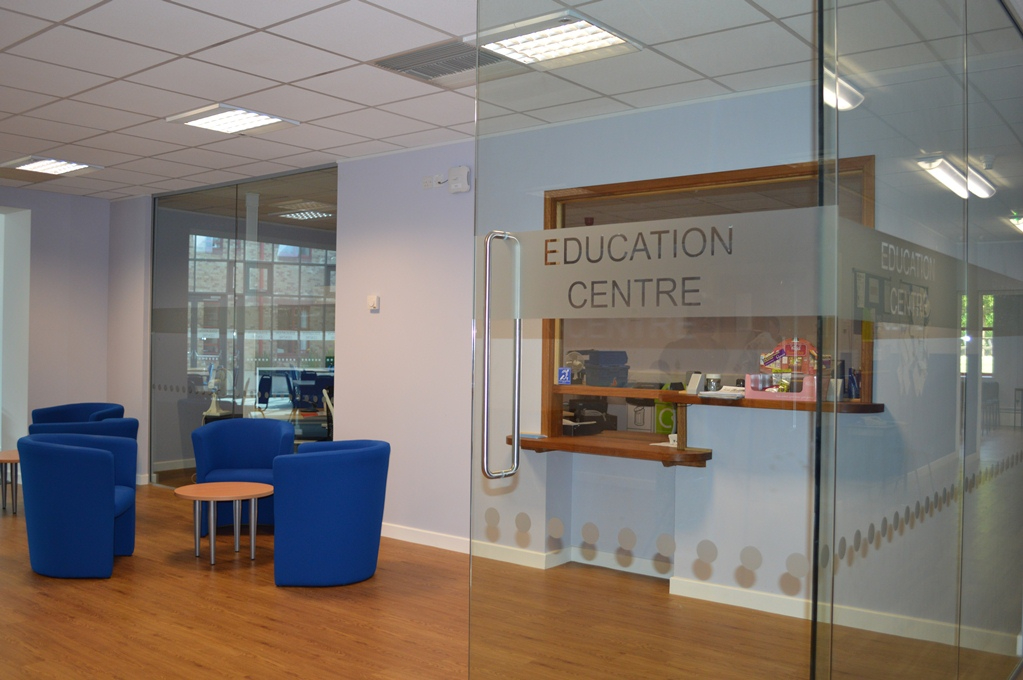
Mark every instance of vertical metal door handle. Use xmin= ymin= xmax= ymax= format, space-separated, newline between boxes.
xmin=482 ymin=231 xmax=521 ymax=479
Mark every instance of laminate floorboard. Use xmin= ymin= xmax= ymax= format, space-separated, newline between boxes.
xmin=0 ymin=484 xmax=1017 ymax=679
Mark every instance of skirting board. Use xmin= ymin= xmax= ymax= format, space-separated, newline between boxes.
xmin=383 ymin=522 xmax=469 ymax=554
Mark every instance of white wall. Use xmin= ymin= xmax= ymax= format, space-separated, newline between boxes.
xmin=109 ymin=196 xmax=153 ymax=482
xmin=0 ymin=187 xmax=111 ymax=422
xmin=336 ymin=141 xmax=475 ymax=549
xmin=0 ymin=208 xmax=31 ymax=449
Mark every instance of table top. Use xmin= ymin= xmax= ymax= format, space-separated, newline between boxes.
xmin=173 ymin=481 xmax=273 ymax=502
xmin=0 ymin=449 xmax=19 ymax=464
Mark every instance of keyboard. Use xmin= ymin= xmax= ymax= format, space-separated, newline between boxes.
xmin=698 ymin=385 xmax=745 ymax=399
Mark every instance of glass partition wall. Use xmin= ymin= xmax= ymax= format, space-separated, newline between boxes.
xmin=470 ymin=0 xmax=1022 ymax=678
xmin=151 ymin=167 xmax=337 ymax=486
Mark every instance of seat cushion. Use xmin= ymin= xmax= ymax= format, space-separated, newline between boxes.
xmin=205 ymin=468 xmax=274 ymax=485
xmin=113 ymin=485 xmax=135 ymax=517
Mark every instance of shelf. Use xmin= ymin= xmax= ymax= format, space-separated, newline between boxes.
xmin=510 ymin=431 xmax=711 ymax=468
xmin=552 ymin=384 xmax=884 ymax=414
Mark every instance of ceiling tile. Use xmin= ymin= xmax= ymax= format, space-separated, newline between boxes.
xmin=385 ymin=127 xmax=471 ymax=147
xmin=315 ymin=108 xmax=434 ymax=138
xmin=0 ymin=115 xmax=101 ymax=144
xmin=330 ymin=139 xmax=404 ymax=158
xmin=658 ymin=23 xmax=812 ymax=77
xmin=269 ymin=1 xmax=451 ymax=62
xmin=169 ymin=0 xmax=339 ymax=29
xmin=198 ymin=136 xmax=311 ymax=161
xmin=836 ymin=2 xmax=920 ymax=55
xmin=614 ymin=79 xmax=732 ymax=108
xmin=0 ymin=8 xmax=50 ymax=50
xmin=0 ymin=54 xmax=111 ymax=97
xmin=380 ymin=91 xmax=475 ymax=126
xmin=749 ymin=0 xmax=814 ymax=19
xmin=478 ymin=0 xmax=574 ymax=33
xmin=370 ymin=0 xmax=477 ymax=36
xmin=9 ymin=27 xmax=175 ymax=78
xmin=191 ymin=33 xmax=355 ymax=83
xmin=114 ymin=156 xmax=210 ymax=179
xmin=0 ymin=85 xmax=57 ymax=115
xmin=229 ymin=85 xmax=362 ymax=122
xmin=477 ymin=72 xmax=601 ymax=111
xmin=145 ymin=178 xmax=206 ymax=192
xmin=181 ymin=168 xmax=251 ymax=186
xmin=274 ymin=150 xmax=342 ymax=168
xmin=89 ymin=167 xmax=170 ymax=185
xmin=528 ymin=97 xmax=633 ymax=124
xmin=583 ymin=0 xmax=771 ymax=46
xmin=554 ymin=49 xmax=702 ymax=95
xmin=0 ymin=0 xmax=101 ymax=22
xmin=297 ymin=65 xmax=440 ymax=106
xmin=154 ymin=147 xmax=256 ymax=170
xmin=72 ymin=81 xmax=209 ymax=118
xmin=67 ymin=0 xmax=253 ymax=54
xmin=215 ymin=159 xmax=297 ymax=176
xmin=258 ymin=123 xmax=368 ymax=150
xmin=0 ymin=131 xmax=60 ymax=157
xmin=715 ymin=61 xmax=814 ymax=93
xmin=127 ymin=58 xmax=278 ymax=101
xmin=27 ymin=100 xmax=154 ymax=131
xmin=77 ymin=131 xmax=185 ymax=157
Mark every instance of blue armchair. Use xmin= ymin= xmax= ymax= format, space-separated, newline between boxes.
xmin=273 ymin=440 xmax=390 ymax=586
xmin=191 ymin=418 xmax=294 ymax=536
xmin=28 ymin=417 xmax=139 ymax=439
xmin=17 ymin=433 xmax=137 ymax=578
xmin=31 ymin=402 xmax=124 ymax=424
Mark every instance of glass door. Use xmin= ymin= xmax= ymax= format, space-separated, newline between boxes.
xmin=470 ymin=3 xmax=830 ymax=677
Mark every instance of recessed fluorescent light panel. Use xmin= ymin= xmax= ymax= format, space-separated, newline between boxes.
xmin=917 ymin=156 xmax=996 ymax=199
xmin=0 ymin=156 xmax=101 ymax=176
xmin=278 ymin=211 xmax=334 ymax=221
xmin=478 ymin=10 xmax=639 ymax=70
xmin=166 ymin=104 xmax=297 ymax=135
xmin=823 ymin=68 xmax=864 ymax=110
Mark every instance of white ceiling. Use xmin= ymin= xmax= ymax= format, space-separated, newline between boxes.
xmin=0 ymin=0 xmax=1020 ymax=241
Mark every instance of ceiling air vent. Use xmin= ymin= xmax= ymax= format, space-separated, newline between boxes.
xmin=374 ymin=40 xmax=524 ymax=88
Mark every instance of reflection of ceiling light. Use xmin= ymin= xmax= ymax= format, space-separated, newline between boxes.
xmin=274 ymin=200 xmax=335 ymax=212
xmin=966 ymin=166 xmax=996 ymax=198
xmin=1009 ymin=212 xmax=1023 ymax=232
xmin=166 ymin=104 xmax=297 ymax=135
xmin=478 ymin=11 xmax=639 ymax=70
xmin=917 ymin=156 xmax=996 ymax=199
xmin=823 ymin=68 xmax=864 ymax=110
xmin=1 ymin=156 xmax=100 ymax=175
xmin=278 ymin=211 xmax=334 ymax=220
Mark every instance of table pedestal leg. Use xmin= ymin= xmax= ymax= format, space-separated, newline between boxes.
xmin=250 ymin=496 xmax=258 ymax=560
xmin=11 ymin=464 xmax=16 ymax=515
xmin=1 ymin=463 xmax=7 ymax=511
xmin=193 ymin=500 xmax=201 ymax=556
xmin=209 ymin=501 xmax=217 ymax=565
xmin=233 ymin=500 xmax=242 ymax=552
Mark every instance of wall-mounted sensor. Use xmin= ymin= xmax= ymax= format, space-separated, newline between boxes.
xmin=448 ymin=165 xmax=470 ymax=193
xmin=367 ymin=294 xmax=380 ymax=312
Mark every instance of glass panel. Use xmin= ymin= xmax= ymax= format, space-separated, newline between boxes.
xmin=150 ymin=167 xmax=338 ymax=486
xmin=821 ymin=0 xmax=1023 ymax=678
xmin=472 ymin=2 xmax=823 ymax=677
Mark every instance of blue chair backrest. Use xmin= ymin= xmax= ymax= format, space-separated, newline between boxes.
xmin=28 ymin=417 xmax=139 ymax=439
xmin=192 ymin=418 xmax=295 ymax=473
xmin=27 ymin=433 xmax=138 ymax=487
xmin=31 ymin=402 xmax=124 ymax=424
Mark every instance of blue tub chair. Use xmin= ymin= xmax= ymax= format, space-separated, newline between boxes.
xmin=28 ymin=417 xmax=139 ymax=439
xmin=273 ymin=440 xmax=390 ymax=587
xmin=31 ymin=402 xmax=124 ymax=425
xmin=17 ymin=433 xmax=137 ymax=578
xmin=192 ymin=418 xmax=294 ymax=536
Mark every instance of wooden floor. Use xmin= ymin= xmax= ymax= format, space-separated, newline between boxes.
xmin=0 ymin=484 xmax=1018 ymax=679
